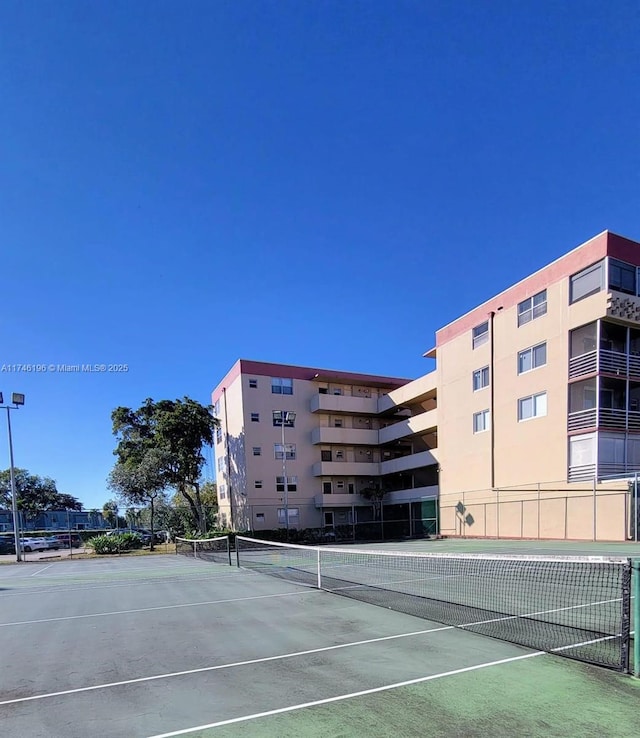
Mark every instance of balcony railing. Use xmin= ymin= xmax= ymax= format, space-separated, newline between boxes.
xmin=568 ymin=407 xmax=640 ymax=432
xmin=569 ymin=349 xmax=640 ymax=380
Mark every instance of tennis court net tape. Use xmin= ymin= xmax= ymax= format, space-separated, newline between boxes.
xmin=235 ymin=536 xmax=632 ymax=672
xmin=175 ymin=536 xmax=231 ymax=566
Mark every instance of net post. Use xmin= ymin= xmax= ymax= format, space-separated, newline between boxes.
xmin=236 ymin=537 xmax=240 ymax=568
xmin=226 ymin=536 xmax=232 ymax=566
xmin=633 ymin=559 xmax=640 ymax=678
xmin=316 ymin=547 xmax=321 ymax=589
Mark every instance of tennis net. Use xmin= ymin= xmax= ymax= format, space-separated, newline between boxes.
xmin=235 ymin=536 xmax=632 ymax=672
xmin=175 ymin=535 xmax=231 ymax=565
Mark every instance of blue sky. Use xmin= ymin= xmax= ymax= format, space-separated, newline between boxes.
xmin=1 ymin=1 xmax=638 ymax=510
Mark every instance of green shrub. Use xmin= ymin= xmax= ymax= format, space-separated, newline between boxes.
xmin=87 ymin=533 xmax=143 ymax=554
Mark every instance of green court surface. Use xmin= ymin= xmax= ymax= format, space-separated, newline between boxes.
xmin=0 ymin=538 xmax=638 ymax=738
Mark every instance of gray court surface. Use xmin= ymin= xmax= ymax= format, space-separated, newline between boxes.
xmin=0 ymin=542 xmax=638 ymax=738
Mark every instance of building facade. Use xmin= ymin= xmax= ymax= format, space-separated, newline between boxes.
xmin=212 ymin=231 xmax=640 ymax=542
xmin=211 ymin=361 xmax=439 ymax=536
xmin=434 ymin=230 xmax=640 ymax=541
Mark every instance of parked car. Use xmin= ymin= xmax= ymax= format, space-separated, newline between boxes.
xmin=105 ymin=529 xmax=152 ymax=544
xmin=41 ymin=537 xmax=60 ymax=550
xmin=52 ymin=533 xmax=83 ymax=548
xmin=0 ymin=536 xmax=16 ymax=554
xmin=19 ymin=537 xmax=50 ymax=552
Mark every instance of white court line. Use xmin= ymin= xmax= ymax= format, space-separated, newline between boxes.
xmin=29 ymin=564 xmax=54 ymax=577
xmin=0 ymin=570 xmax=245 ymax=597
xmin=143 ymin=651 xmax=547 ymax=738
xmin=145 ymin=634 xmax=631 ymax=738
xmin=0 ymin=588 xmax=320 ymax=627
xmin=0 ymin=624 xmax=454 ymax=706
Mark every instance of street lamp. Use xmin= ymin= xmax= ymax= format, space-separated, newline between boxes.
xmin=0 ymin=392 xmax=25 ymax=562
xmin=273 ymin=410 xmax=296 ymax=540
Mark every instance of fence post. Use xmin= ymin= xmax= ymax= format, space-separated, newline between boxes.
xmin=592 ymin=479 xmax=597 ymax=542
xmin=537 ymin=482 xmax=541 ymax=540
xmin=564 ymin=496 xmax=568 ymax=540
xmin=633 ymin=559 xmax=639 ymax=678
xmin=520 ymin=500 xmax=524 ymax=539
xmin=67 ymin=509 xmax=73 ymax=560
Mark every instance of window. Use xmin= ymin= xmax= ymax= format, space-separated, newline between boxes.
xmin=518 ymin=290 xmax=547 ymax=327
xmin=255 ymin=513 xmax=265 ymax=521
xmin=323 ymin=481 xmax=332 ymax=494
xmin=473 ymin=409 xmax=490 ymax=433
xmin=249 ymin=379 xmax=258 ymax=388
xmin=518 ymin=342 xmax=547 ymax=374
xmin=609 ymin=259 xmax=636 ymax=295
xmin=218 ymin=484 xmax=226 ymax=500
xmin=215 ymin=426 xmax=222 ymax=444
xmin=272 ymin=414 xmax=295 ymax=428
xmin=276 ymin=476 xmax=297 ymax=492
xmin=333 ymin=418 xmax=343 ymax=428
xmin=321 ymin=449 xmax=332 ymax=461
xmin=472 ymin=366 xmax=490 ymax=391
xmin=335 ymin=450 xmax=344 ymax=459
xmin=336 ymin=480 xmax=345 ymax=490
xmin=333 ymin=387 xmax=343 ymax=395
xmin=217 ymin=456 xmax=225 ymax=472
xmin=274 ymin=443 xmax=296 ymax=460
xmin=472 ymin=321 xmax=489 ymax=349
xmin=277 ymin=508 xmax=299 ymax=524
xmin=213 ymin=400 xmax=221 ymax=415
xmin=254 ymin=480 xmax=263 ymax=489
xmin=518 ymin=392 xmax=547 ymax=421
xmin=348 ymin=483 xmax=355 ymax=494
xmin=570 ymin=261 xmax=604 ymax=303
xmin=252 ymin=447 xmax=261 ymax=456
xmin=250 ymin=413 xmax=260 ymax=422
xmin=271 ymin=377 xmax=293 ymax=395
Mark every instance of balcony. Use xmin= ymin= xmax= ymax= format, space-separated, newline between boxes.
xmin=310 ymin=393 xmax=379 ymax=415
xmin=385 ymin=485 xmax=438 ymax=504
xmin=568 ymin=408 xmax=640 ymax=432
xmin=377 ymin=370 xmax=437 ymax=413
xmin=312 ymin=461 xmax=380 ymax=477
xmin=380 ymin=450 xmax=438 ymax=475
xmin=378 ymin=408 xmax=438 ymax=444
xmin=314 ymin=493 xmax=365 ymax=508
xmin=311 ymin=427 xmax=379 ymax=446
xmin=569 ymin=349 xmax=640 ymax=380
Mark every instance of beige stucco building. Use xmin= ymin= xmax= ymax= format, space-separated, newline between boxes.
xmin=212 ymin=230 xmax=640 ymax=541
xmin=211 ymin=362 xmax=438 ymax=537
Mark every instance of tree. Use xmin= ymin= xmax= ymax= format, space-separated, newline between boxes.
xmin=360 ymin=482 xmax=388 ymax=521
xmin=102 ymin=499 xmax=119 ymax=527
xmin=111 ymin=397 xmax=218 ymax=534
xmin=170 ymin=480 xmax=218 ymax=534
xmin=0 ymin=469 xmax=83 ymax=518
xmin=107 ymin=449 xmax=169 ymax=551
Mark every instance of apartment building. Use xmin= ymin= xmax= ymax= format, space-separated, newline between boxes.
xmin=434 ymin=230 xmax=640 ymax=541
xmin=211 ymin=361 xmax=439 ymax=535
xmin=211 ymin=231 xmax=640 ymax=542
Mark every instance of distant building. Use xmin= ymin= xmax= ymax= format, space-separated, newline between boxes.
xmin=0 ymin=509 xmax=108 ymax=532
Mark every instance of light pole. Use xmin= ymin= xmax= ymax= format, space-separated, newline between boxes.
xmin=0 ymin=392 xmax=25 ymax=562
xmin=273 ymin=410 xmax=296 ymax=540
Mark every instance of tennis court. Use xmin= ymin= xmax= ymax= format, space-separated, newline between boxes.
xmin=1 ymin=537 xmax=639 ymax=738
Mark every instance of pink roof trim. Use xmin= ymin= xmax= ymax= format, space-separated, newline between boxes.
xmin=436 ymin=231 xmax=640 ymax=346
xmin=212 ymin=359 xmax=410 ymax=402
